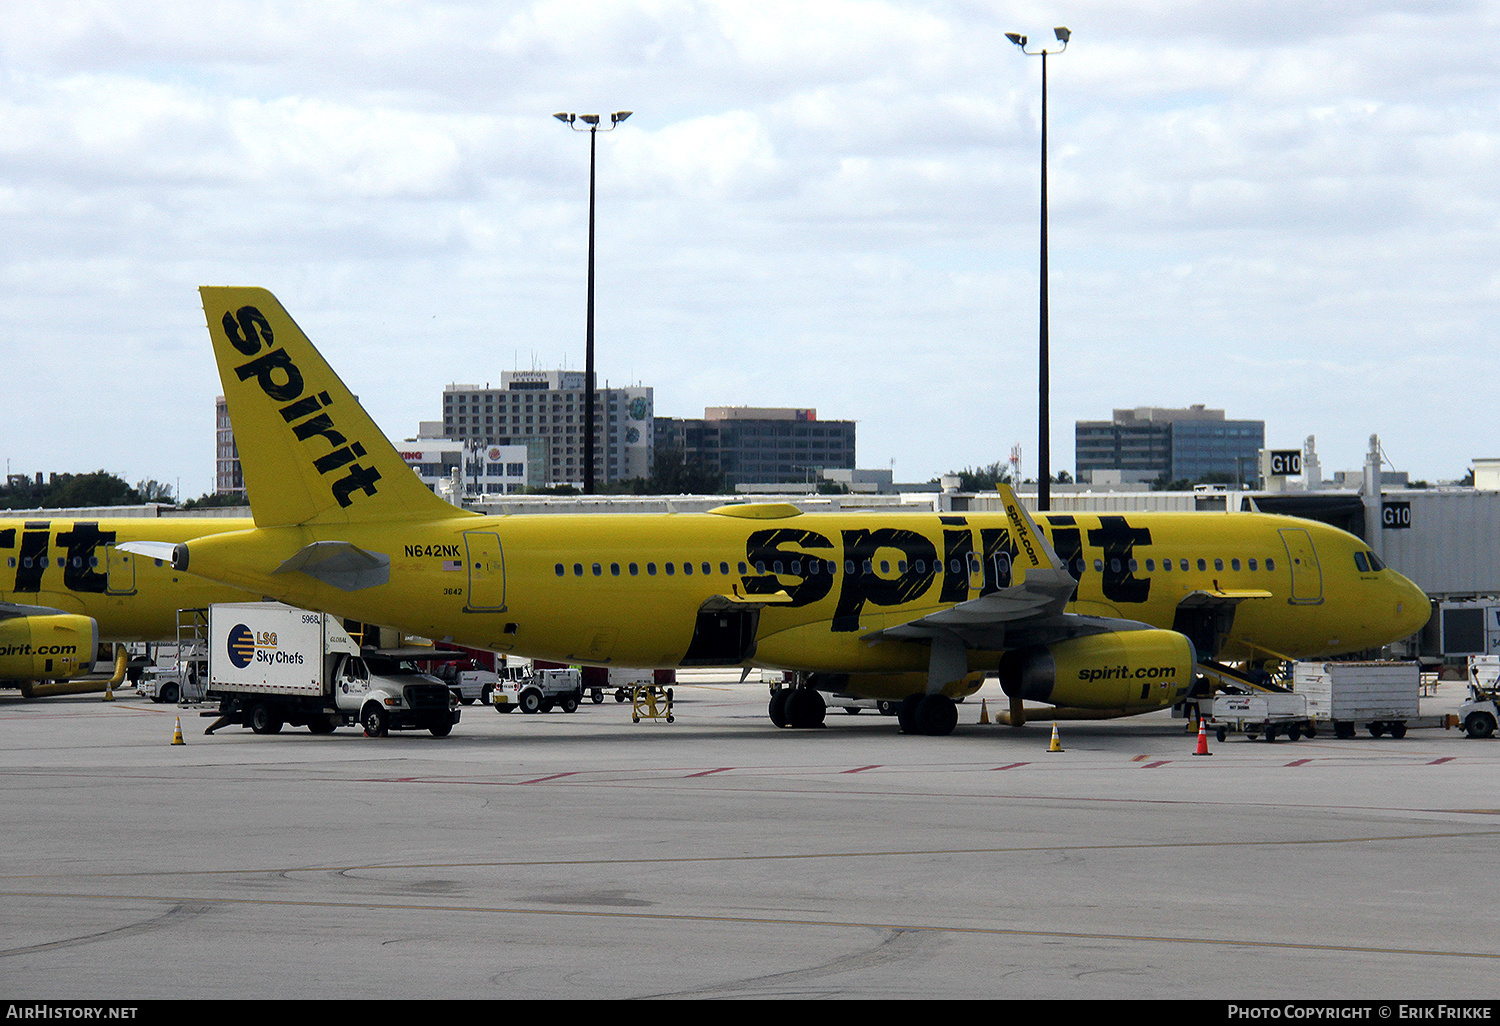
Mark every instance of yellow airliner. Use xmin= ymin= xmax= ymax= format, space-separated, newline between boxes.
xmin=124 ymin=287 xmax=1430 ymax=735
xmin=0 ymin=517 xmax=257 ymax=693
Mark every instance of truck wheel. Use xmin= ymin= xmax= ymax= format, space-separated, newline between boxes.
xmin=591 ymin=689 xmax=604 ymax=704
xmin=1389 ymin=722 xmax=1407 ymax=739
xmin=159 ymin=682 xmax=179 ymax=705
xmin=560 ymin=695 xmax=579 ymax=714
xmin=362 ymin=705 xmax=388 ymax=738
xmin=1215 ymin=727 xmax=1227 ymax=743
xmin=250 ymin=702 xmax=283 ymax=735
xmin=615 ymin=689 xmax=627 ymax=703
xmin=519 ymin=690 xmax=543 ymax=714
xmin=429 ymin=721 xmax=452 ymax=737
xmin=1286 ymin=725 xmax=1302 ymax=741
xmin=481 ymin=685 xmax=493 ymax=706
xmin=1465 ymin=713 xmax=1496 ymax=739
xmin=308 ymin=715 xmax=337 ymax=735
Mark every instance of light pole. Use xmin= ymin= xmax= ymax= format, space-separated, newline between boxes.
xmin=554 ymin=110 xmax=632 ymax=494
xmin=1006 ymin=27 xmax=1069 ymax=512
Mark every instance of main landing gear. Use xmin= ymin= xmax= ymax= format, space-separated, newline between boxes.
xmin=767 ymin=685 xmax=958 ymax=736
xmin=896 ymin=694 xmax=958 ymax=737
xmin=768 ymin=686 xmax=826 ymax=729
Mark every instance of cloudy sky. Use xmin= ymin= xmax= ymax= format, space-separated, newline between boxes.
xmin=2 ymin=0 xmax=1495 ymax=499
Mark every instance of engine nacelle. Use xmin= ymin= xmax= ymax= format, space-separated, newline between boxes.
xmin=998 ymin=629 xmax=1196 ymax=712
xmin=0 ymin=614 xmax=99 ymax=682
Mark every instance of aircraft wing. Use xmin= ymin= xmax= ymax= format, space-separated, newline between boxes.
xmin=861 ymin=484 xmax=1157 ymax=687
xmin=0 ymin=600 xmax=72 ymax=621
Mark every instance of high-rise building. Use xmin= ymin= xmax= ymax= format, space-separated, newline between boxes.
xmin=653 ymin=407 xmax=856 ymax=489
xmin=442 ymin=372 xmax=652 ymax=488
xmin=214 ymin=396 xmax=245 ymax=497
xmin=1076 ymin=405 xmax=1264 ymax=484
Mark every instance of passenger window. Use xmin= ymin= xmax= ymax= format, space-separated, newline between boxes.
xmin=647 ymin=563 xmax=657 ymax=575
xmin=1249 ymin=558 xmax=1257 ymax=571
xmin=1180 ymin=559 xmax=1189 ymax=571
xmin=665 ymin=563 xmax=676 ymax=576
xmin=738 ymin=562 xmax=748 ymax=574
xmin=1214 ymin=559 xmax=1224 ymax=571
xmin=610 ymin=563 xmax=620 ymax=576
xmin=1265 ymin=558 xmax=1275 ymax=571
xmin=899 ymin=560 xmax=908 ymax=573
xmin=592 ymin=563 xmax=602 ymax=576
xmin=1110 ymin=558 xmax=1121 ymax=573
xmin=683 ymin=562 xmax=693 ymax=575
xmin=1197 ymin=559 xmax=1207 ymax=571
xmin=848 ymin=560 xmax=858 ymax=575
xmin=629 ymin=563 xmax=639 ymax=576
xmin=1161 ymin=558 xmax=1170 ymax=572
xmin=555 ymin=563 xmax=565 ymax=576
xmin=1094 ymin=559 xmax=1104 ymax=572
xmin=1231 ymin=559 xmax=1240 ymax=571
xmin=720 ymin=562 xmax=730 ymax=575
xmin=915 ymin=559 xmax=926 ymax=573
xmin=702 ymin=562 xmax=712 ymax=575
xmin=880 ymin=560 xmax=890 ymax=573
xmin=573 ymin=563 xmax=583 ymax=576
xmin=1128 ymin=559 xmax=1137 ymax=573
xmin=772 ymin=561 xmax=782 ymax=575
xmin=1146 ymin=559 xmax=1155 ymax=571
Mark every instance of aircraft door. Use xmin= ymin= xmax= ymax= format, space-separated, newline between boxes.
xmin=105 ymin=545 xmax=136 ymax=595
xmin=1278 ymin=528 xmax=1323 ymax=605
xmin=463 ymin=531 xmax=507 ymax=612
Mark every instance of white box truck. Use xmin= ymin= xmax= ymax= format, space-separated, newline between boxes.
xmin=203 ymin=602 xmax=458 ymax=738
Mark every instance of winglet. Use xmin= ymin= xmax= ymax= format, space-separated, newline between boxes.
xmin=996 ymin=482 xmax=1064 ymax=573
xmin=201 ymin=287 xmax=472 ymax=528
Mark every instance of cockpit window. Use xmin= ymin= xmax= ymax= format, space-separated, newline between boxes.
xmin=1368 ymin=552 xmax=1386 ymax=571
xmin=1353 ymin=551 xmax=1370 ymax=573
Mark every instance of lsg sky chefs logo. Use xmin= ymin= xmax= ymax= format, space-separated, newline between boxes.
xmin=226 ymin=623 xmax=303 ymax=669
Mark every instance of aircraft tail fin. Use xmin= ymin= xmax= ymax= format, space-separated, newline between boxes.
xmin=200 ymin=286 xmax=471 ymax=528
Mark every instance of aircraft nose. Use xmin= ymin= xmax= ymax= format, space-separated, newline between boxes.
xmin=1392 ymin=573 xmax=1431 ymax=638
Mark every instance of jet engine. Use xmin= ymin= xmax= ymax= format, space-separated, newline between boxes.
xmin=998 ymin=628 xmax=1196 ymax=713
xmin=0 ymin=613 xmax=99 ymax=682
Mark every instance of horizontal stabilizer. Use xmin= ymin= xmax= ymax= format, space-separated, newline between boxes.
xmin=115 ymin=540 xmax=181 ymax=564
xmin=274 ymin=541 xmax=390 ymax=592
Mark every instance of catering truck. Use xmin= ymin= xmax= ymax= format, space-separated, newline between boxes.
xmin=203 ymin=602 xmax=458 ymax=738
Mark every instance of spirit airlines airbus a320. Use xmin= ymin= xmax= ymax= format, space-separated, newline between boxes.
xmin=125 ymin=287 xmax=1430 ymax=736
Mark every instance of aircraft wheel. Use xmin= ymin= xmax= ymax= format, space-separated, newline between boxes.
xmin=362 ymin=705 xmax=388 ymax=738
xmin=914 ymin=694 xmax=958 ymax=737
xmin=897 ymin=695 xmax=923 ymax=734
xmin=768 ymin=690 xmax=790 ymax=727
xmin=786 ymin=689 xmax=826 ymax=729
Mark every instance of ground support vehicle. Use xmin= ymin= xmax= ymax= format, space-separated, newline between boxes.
xmin=1205 ymin=692 xmax=1311 ymax=743
xmin=1459 ymin=656 xmax=1500 ymax=739
xmin=431 ymin=662 xmax=497 ymax=706
xmin=631 ymin=685 xmax=674 ymax=723
xmin=201 ymin=602 xmax=458 ymax=737
xmin=1292 ymin=661 xmax=1446 ymax=739
xmin=492 ymin=666 xmax=583 ymax=714
xmin=136 ymin=610 xmax=210 ymax=705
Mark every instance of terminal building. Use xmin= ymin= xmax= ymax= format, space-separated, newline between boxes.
xmin=653 ymin=407 xmax=856 ymax=490
xmin=441 ymin=371 xmax=653 ymax=488
xmin=1076 ymin=405 xmax=1264 ymax=485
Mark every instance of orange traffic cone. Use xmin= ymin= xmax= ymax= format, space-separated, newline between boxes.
xmin=979 ymin=699 xmax=991 ymax=725
xmin=1193 ymin=719 xmax=1212 ymax=756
